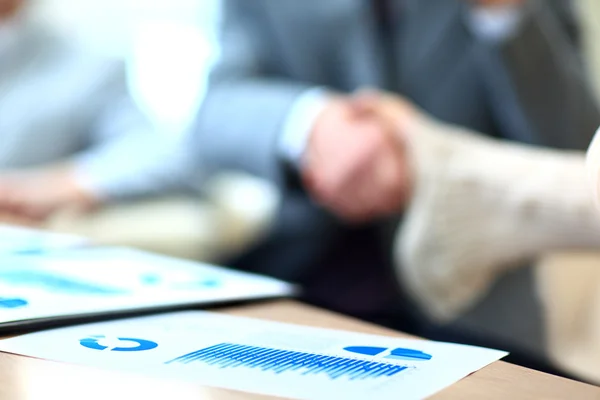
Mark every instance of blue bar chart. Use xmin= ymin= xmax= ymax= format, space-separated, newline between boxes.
xmin=166 ymin=343 xmax=408 ymax=380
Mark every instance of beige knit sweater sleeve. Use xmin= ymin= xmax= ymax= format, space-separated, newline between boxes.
xmin=395 ymin=114 xmax=600 ymax=322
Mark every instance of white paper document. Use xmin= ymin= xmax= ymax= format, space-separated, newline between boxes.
xmin=0 ymin=224 xmax=87 ymax=255
xmin=0 ymin=311 xmax=507 ymax=400
xmin=0 ymin=248 xmax=293 ymax=330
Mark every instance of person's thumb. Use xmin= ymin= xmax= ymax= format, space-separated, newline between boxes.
xmin=349 ymin=88 xmax=382 ymax=116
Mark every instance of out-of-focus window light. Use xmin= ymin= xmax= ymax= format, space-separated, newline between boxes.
xmin=30 ymin=0 xmax=221 ymax=136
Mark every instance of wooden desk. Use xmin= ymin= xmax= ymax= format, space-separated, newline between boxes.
xmin=1 ymin=300 xmax=599 ymax=400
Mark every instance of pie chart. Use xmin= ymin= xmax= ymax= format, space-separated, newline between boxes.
xmin=344 ymin=346 xmax=432 ymax=361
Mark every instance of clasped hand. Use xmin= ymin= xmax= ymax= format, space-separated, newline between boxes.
xmin=302 ymin=90 xmax=420 ymax=223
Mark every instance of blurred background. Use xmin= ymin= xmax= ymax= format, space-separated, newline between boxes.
xmin=1 ymin=0 xmax=279 ymax=263
xmin=4 ymin=0 xmax=600 ymax=387
xmin=34 ymin=0 xmax=221 ymax=132
xmin=28 ymin=0 xmax=600 ymax=123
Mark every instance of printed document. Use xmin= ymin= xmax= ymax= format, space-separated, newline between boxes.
xmin=0 ymin=311 xmax=507 ymax=400
xmin=0 ymin=248 xmax=293 ymax=331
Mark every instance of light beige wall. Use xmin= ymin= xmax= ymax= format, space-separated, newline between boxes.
xmin=578 ymin=0 xmax=600 ymax=97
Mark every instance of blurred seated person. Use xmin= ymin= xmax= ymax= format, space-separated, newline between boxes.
xmin=0 ymin=0 xmax=275 ymax=261
xmin=194 ymin=0 xmax=600 ymax=373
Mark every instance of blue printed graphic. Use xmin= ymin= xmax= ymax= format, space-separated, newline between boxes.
xmin=385 ymin=348 xmax=432 ymax=361
xmin=344 ymin=346 xmax=432 ymax=362
xmin=0 ymin=270 xmax=124 ymax=296
xmin=0 ymin=297 xmax=28 ymax=309
xmin=194 ymin=279 xmax=220 ymax=288
xmin=79 ymin=335 xmax=158 ymax=352
xmin=344 ymin=346 xmax=387 ymax=356
xmin=166 ymin=343 xmax=408 ymax=380
xmin=140 ymin=274 xmax=162 ymax=285
xmin=140 ymin=273 xmax=222 ymax=289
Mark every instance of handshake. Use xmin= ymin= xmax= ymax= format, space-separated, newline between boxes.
xmin=300 ymin=91 xmax=421 ymax=223
xmin=0 ymin=89 xmax=423 ymax=227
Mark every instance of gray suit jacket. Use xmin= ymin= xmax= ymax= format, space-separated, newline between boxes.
xmin=196 ymin=0 xmax=600 ymax=183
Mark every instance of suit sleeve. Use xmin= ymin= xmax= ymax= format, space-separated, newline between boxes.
xmin=191 ymin=0 xmax=315 ymax=185
xmin=478 ymin=0 xmax=600 ymax=150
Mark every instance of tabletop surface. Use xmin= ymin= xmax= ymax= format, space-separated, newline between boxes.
xmin=1 ymin=300 xmax=599 ymax=400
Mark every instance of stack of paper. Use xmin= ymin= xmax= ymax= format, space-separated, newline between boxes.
xmin=0 ymin=247 xmax=294 ymax=332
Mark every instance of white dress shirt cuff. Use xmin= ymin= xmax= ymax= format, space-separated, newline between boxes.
xmin=467 ymin=3 xmax=526 ymax=42
xmin=278 ymin=87 xmax=331 ymax=169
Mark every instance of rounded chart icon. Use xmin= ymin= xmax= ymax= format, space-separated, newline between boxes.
xmin=79 ymin=335 xmax=158 ymax=352
xmin=344 ymin=346 xmax=432 ymax=361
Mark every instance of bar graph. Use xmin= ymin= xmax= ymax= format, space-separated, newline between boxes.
xmin=166 ymin=343 xmax=408 ymax=380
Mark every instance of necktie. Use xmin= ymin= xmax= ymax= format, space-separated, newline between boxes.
xmin=371 ymin=0 xmax=401 ymax=92
xmin=372 ymin=0 xmax=395 ymax=39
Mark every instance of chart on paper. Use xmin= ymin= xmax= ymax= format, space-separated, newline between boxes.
xmin=0 ymin=248 xmax=293 ymax=331
xmin=166 ymin=343 xmax=410 ymax=380
xmin=0 ymin=311 xmax=508 ymax=400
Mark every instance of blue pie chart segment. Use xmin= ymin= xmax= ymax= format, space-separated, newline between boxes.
xmin=385 ymin=348 xmax=433 ymax=361
xmin=344 ymin=346 xmax=388 ymax=356
xmin=79 ymin=335 xmax=158 ymax=352
xmin=80 ymin=336 xmax=109 ymax=350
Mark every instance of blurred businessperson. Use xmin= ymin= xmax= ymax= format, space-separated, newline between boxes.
xmin=197 ymin=0 xmax=599 ymax=313
xmin=0 ymin=0 xmax=280 ymax=263
xmin=0 ymin=0 xmax=190 ymax=223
